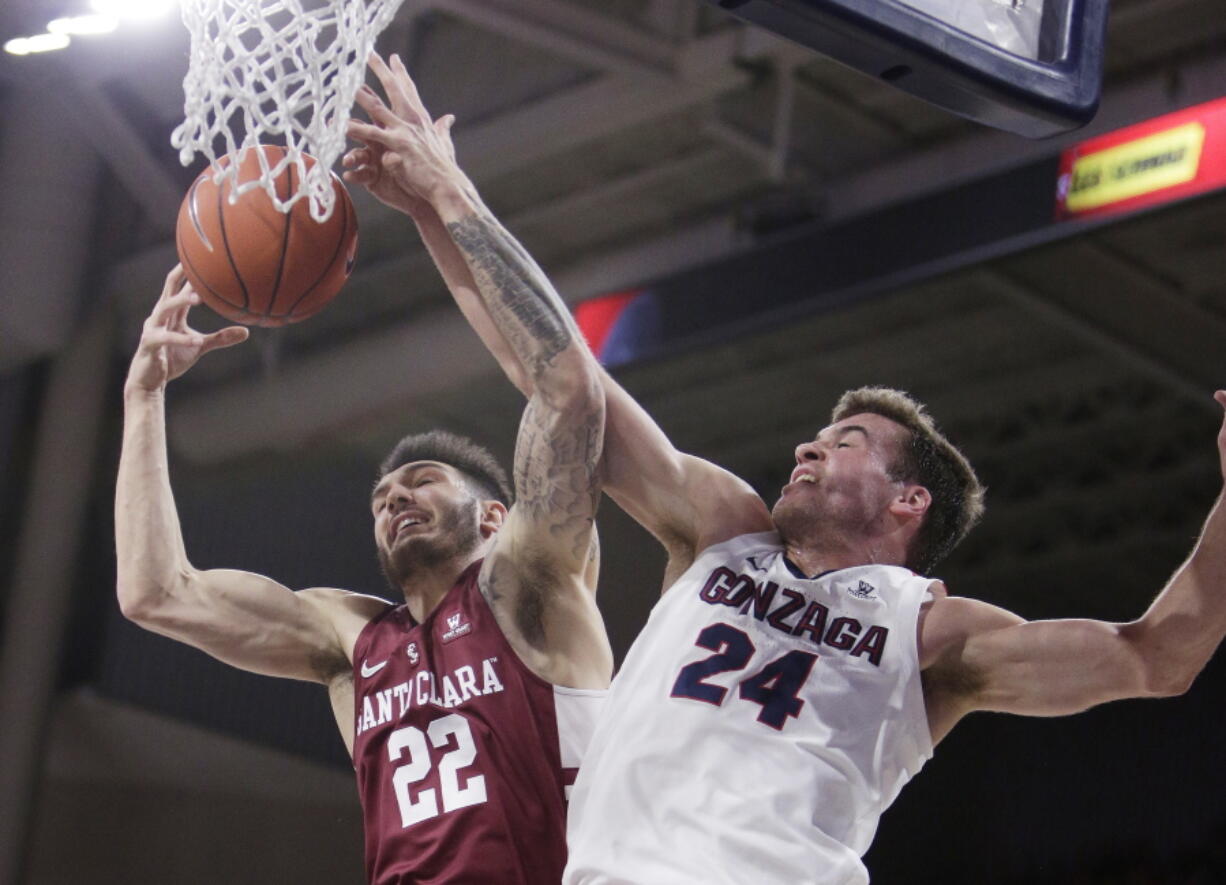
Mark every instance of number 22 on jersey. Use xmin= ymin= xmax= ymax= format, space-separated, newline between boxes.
xmin=670 ymin=623 xmax=818 ymax=730
xmin=388 ymin=713 xmax=487 ymax=827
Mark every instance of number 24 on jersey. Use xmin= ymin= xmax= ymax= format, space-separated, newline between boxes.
xmin=670 ymin=622 xmax=818 ymax=730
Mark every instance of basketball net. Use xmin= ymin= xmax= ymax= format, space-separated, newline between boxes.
xmin=171 ymin=0 xmax=406 ymax=221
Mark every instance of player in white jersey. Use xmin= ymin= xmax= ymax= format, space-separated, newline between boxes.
xmin=561 ymin=393 xmax=980 ymax=885
xmin=579 ymin=390 xmax=1224 ymax=885
xmin=343 ymin=53 xmax=1226 ymax=885
xmin=575 ymin=536 xmax=935 ymax=885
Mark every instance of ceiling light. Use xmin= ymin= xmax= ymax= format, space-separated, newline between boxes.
xmin=48 ymin=14 xmax=120 ymax=36
xmin=4 ymin=33 xmax=72 ymax=55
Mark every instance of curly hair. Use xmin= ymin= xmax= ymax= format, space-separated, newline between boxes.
xmin=378 ymin=430 xmax=513 ymax=506
xmin=832 ymin=387 xmax=984 ymax=574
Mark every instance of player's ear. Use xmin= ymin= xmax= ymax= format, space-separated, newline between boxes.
xmin=479 ymin=500 xmax=508 ymax=537
xmin=890 ymin=484 xmax=931 ymax=521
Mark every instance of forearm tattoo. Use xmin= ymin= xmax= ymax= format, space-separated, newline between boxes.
xmin=480 ymin=393 xmax=602 ymax=645
xmin=452 ymin=209 xmax=604 ymax=644
xmin=446 ymin=213 xmax=573 ymax=376
xmin=514 ymin=394 xmax=603 ymax=561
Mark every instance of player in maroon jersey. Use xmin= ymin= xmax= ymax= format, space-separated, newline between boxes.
xmin=115 ymin=240 xmax=610 ymax=880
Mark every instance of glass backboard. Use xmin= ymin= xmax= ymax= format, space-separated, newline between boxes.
xmin=710 ymin=0 xmax=1109 ymax=137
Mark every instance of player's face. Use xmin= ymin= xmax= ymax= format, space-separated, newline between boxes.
xmin=371 ymin=461 xmax=484 ymax=582
xmin=771 ymin=412 xmax=908 ymax=542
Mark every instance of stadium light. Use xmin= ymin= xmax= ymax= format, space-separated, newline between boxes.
xmin=48 ymin=15 xmax=120 ymax=36
xmin=4 ymin=33 xmax=72 ymax=55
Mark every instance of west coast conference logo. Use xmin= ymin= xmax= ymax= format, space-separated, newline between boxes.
xmin=846 ymin=580 xmax=877 ymax=600
xmin=442 ymin=611 xmax=472 ymax=643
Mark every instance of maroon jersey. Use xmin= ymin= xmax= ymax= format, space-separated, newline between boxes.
xmin=352 ymin=561 xmax=604 ymax=884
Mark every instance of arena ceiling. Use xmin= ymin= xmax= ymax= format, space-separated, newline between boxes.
xmin=1 ymin=1 xmax=1225 ymax=883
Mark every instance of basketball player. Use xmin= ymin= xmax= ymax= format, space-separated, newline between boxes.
xmin=345 ymin=52 xmax=1226 ymax=884
xmin=115 ymin=262 xmax=610 ymax=883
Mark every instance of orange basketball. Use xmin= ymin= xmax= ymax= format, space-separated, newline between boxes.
xmin=175 ymin=145 xmax=359 ymax=327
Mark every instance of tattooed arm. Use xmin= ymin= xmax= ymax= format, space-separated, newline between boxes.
xmin=346 ymin=54 xmax=771 ymax=594
xmin=440 ymin=206 xmax=613 ymax=688
xmin=347 ymin=54 xmax=611 ymax=687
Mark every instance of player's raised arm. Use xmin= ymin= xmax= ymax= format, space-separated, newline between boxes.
xmin=116 ymin=267 xmax=378 ymax=684
xmin=346 ymin=55 xmax=610 ymax=685
xmin=921 ymin=390 xmax=1226 ymax=741
xmin=346 ymin=54 xmax=771 ymax=582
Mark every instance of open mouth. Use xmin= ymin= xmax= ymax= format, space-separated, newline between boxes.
xmin=789 ymin=468 xmax=819 ymax=486
xmin=390 ymin=512 xmax=429 ymax=544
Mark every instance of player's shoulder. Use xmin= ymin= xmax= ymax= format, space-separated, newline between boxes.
xmin=919 ymin=589 xmax=1025 ymax=666
xmin=297 ymin=586 xmax=393 ymax=624
xmin=297 ymin=587 xmax=396 ymax=666
xmin=928 ymin=589 xmax=1021 ymax=622
xmin=682 ymin=454 xmax=763 ymax=503
xmin=681 ymin=455 xmax=772 ymax=547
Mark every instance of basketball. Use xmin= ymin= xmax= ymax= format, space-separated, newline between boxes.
xmin=175 ymin=145 xmax=359 ymax=327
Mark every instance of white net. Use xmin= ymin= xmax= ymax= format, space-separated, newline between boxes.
xmin=171 ymin=0 xmax=406 ymax=221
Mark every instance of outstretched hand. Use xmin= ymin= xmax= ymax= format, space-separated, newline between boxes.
xmin=344 ymin=52 xmax=463 ymax=217
xmin=126 ymin=266 xmax=248 ymax=394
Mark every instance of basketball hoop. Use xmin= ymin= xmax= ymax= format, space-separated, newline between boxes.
xmin=171 ymin=0 xmax=406 ymax=221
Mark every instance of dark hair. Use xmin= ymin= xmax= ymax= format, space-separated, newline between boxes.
xmin=832 ymin=387 xmax=984 ymax=574
xmin=378 ymin=430 xmax=513 ymax=506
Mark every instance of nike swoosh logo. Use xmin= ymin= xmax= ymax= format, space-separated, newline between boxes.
xmin=360 ymin=659 xmax=388 ymax=678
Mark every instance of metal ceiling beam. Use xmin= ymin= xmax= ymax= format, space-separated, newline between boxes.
xmin=707 ymin=352 xmax=1135 ymax=470
xmin=549 ymin=213 xmax=741 ymax=298
xmin=505 ymin=145 xmax=734 ymax=231
xmin=644 ymin=0 xmax=701 ymax=39
xmin=0 ymin=310 xmax=113 ymax=885
xmin=974 ymin=269 xmax=1216 ymax=413
xmin=428 ymin=0 xmax=675 ymax=77
xmin=702 ymin=118 xmax=777 ymax=171
xmin=348 ymin=27 xmax=754 ymax=231
xmin=457 ymin=29 xmax=750 ymax=180
xmin=165 ymin=304 xmax=501 ymax=463
xmin=58 ymin=78 xmax=181 ymax=235
xmin=822 ymin=49 xmax=1226 ymax=222
xmin=0 ymin=81 xmax=102 ymax=373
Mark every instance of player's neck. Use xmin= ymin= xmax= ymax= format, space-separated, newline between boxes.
xmin=397 ymin=549 xmax=485 ymax=622
xmin=783 ymin=535 xmax=907 ymax=578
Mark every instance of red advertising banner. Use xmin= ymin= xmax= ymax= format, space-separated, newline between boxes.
xmin=1056 ymin=96 xmax=1226 ymax=220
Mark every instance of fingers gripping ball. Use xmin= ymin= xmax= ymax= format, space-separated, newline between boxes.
xmin=175 ymin=145 xmax=359 ymax=327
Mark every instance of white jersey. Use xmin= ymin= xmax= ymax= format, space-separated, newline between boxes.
xmin=565 ymin=532 xmax=934 ymax=885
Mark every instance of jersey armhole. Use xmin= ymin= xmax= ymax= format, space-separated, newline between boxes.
xmin=351 ymin=602 xmax=401 ymax=665
xmin=905 ymin=578 xmax=940 ymax=760
xmin=690 ymin=531 xmax=782 ymax=567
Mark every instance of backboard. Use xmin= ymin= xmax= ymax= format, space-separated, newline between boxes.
xmin=709 ymin=0 xmax=1109 ymax=138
